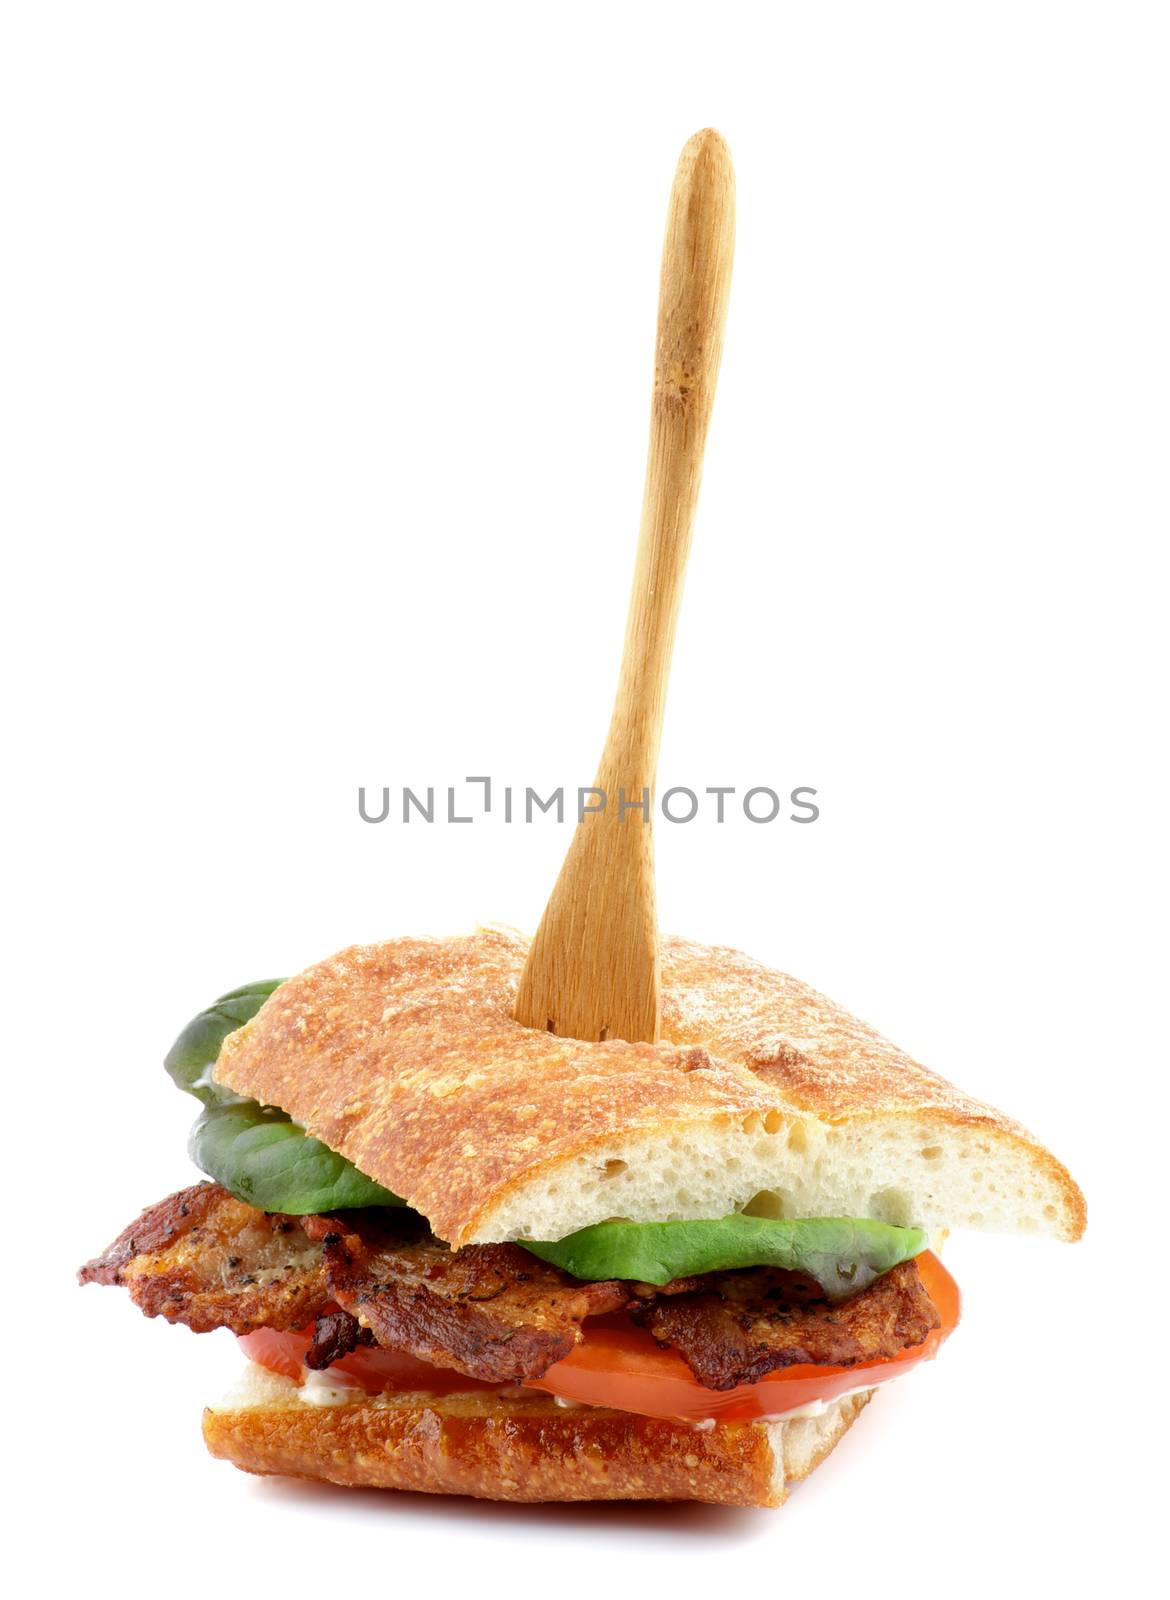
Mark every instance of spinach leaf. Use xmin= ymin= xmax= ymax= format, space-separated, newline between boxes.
xmin=166 ymin=978 xmax=403 ymax=1213
xmin=164 ymin=980 xmax=286 ymax=1105
xmin=189 ymin=1101 xmax=403 ymax=1214
xmin=522 ymin=1214 xmax=927 ymax=1299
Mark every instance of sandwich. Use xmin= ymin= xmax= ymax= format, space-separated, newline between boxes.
xmin=80 ymin=926 xmax=1083 ymax=1507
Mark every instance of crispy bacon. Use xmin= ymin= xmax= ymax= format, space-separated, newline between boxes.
xmin=305 ymin=1309 xmax=373 ymax=1370
xmin=630 ymin=1258 xmax=941 ymax=1389
xmin=79 ymin=1182 xmax=330 ymax=1335
xmin=82 ymin=1185 xmax=939 ymax=1389
xmin=304 ymin=1212 xmax=630 ymax=1383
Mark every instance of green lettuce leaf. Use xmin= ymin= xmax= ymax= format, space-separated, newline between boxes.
xmin=189 ymin=1101 xmax=403 ymax=1214
xmin=522 ymin=1215 xmax=927 ymax=1298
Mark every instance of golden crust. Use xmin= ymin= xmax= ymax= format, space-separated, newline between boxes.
xmin=213 ymin=928 xmax=1085 ymax=1246
xmin=202 ymin=1373 xmax=872 ymax=1506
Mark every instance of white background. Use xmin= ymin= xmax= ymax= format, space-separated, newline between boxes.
xmin=4 ymin=3 xmax=1167 ymax=1595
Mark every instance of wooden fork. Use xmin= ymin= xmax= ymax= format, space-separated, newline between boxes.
xmin=514 ymin=129 xmax=735 ymax=1044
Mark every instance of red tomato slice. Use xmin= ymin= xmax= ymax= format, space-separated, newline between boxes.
xmin=237 ymin=1318 xmax=500 ymax=1396
xmin=527 ymin=1251 xmax=960 ymax=1421
xmin=238 ymin=1254 xmax=960 ymax=1423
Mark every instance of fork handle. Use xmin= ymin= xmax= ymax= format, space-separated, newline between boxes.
xmin=598 ymin=129 xmax=736 ymax=799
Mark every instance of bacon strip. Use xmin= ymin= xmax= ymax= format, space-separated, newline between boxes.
xmin=305 ymin=1309 xmax=373 ymax=1370
xmin=82 ymin=1186 xmax=939 ymax=1389
xmin=630 ymin=1259 xmax=941 ymax=1389
xmin=304 ymin=1212 xmax=630 ymax=1383
xmin=79 ymin=1182 xmax=330 ymax=1335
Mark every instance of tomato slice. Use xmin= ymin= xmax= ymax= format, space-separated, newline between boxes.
xmin=527 ymin=1251 xmax=960 ymax=1421
xmin=238 ymin=1318 xmax=501 ymax=1396
xmin=238 ymin=1254 xmax=960 ymax=1423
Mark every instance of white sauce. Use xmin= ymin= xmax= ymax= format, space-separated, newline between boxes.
xmin=288 ymin=1371 xmax=880 ymax=1421
xmin=298 ymin=1369 xmax=364 ymax=1407
xmin=754 ymin=1380 xmax=876 ymax=1422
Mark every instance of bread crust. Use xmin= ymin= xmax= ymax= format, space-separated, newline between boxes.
xmin=202 ymin=1367 xmax=872 ymax=1506
xmin=213 ymin=928 xmax=1084 ymax=1246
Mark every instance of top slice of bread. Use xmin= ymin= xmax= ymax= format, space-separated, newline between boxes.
xmin=213 ymin=927 xmax=1084 ymax=1247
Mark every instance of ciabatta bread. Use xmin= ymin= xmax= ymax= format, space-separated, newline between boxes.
xmin=203 ymin=1364 xmax=872 ymax=1507
xmin=213 ymin=928 xmax=1084 ymax=1247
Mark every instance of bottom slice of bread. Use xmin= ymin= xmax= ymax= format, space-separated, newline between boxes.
xmin=203 ymin=1365 xmax=873 ymax=1507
